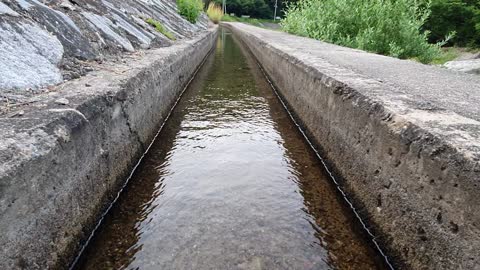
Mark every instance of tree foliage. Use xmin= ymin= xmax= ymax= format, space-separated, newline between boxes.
xmin=423 ymin=0 xmax=480 ymax=46
xmin=213 ymin=0 xmax=273 ymax=18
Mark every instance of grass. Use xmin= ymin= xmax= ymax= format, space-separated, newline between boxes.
xmin=145 ymin=18 xmax=176 ymax=41
xmin=430 ymin=47 xmax=480 ymax=65
xmin=207 ymin=3 xmax=223 ymax=24
xmin=431 ymin=47 xmax=462 ymax=65
xmin=221 ymin=15 xmax=276 ymax=28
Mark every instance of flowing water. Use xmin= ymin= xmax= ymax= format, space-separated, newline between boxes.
xmin=75 ymin=28 xmax=387 ymax=270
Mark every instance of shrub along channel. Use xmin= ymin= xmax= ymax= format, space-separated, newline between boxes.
xmin=207 ymin=3 xmax=223 ymax=24
xmin=281 ymin=0 xmax=453 ymax=63
xmin=177 ymin=0 xmax=204 ymax=23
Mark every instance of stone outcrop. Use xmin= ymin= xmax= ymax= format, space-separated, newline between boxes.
xmin=444 ymin=59 xmax=480 ymax=75
xmin=0 ymin=0 xmax=208 ymax=91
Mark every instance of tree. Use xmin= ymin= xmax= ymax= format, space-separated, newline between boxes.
xmin=214 ymin=0 xmax=273 ymax=18
xmin=423 ymin=0 xmax=480 ymax=46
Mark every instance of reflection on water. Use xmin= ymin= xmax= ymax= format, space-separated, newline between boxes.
xmin=76 ymin=28 xmax=387 ymax=270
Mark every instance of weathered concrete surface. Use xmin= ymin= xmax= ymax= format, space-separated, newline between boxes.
xmin=0 ymin=0 xmax=208 ymax=91
xmin=224 ymin=22 xmax=480 ymax=269
xmin=0 ymin=27 xmax=217 ymax=269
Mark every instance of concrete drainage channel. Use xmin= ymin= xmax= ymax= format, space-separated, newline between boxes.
xmin=223 ymin=22 xmax=480 ymax=269
xmin=72 ymin=27 xmax=392 ymax=270
xmin=0 ymin=28 xmax=217 ymax=269
xmin=2 ymin=21 xmax=480 ymax=269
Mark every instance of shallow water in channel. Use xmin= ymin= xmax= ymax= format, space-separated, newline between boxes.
xmin=76 ymin=28 xmax=387 ymax=270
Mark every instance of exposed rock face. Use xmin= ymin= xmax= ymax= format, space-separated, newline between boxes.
xmin=444 ymin=59 xmax=480 ymax=75
xmin=0 ymin=0 xmax=208 ymax=91
xmin=0 ymin=19 xmax=64 ymax=89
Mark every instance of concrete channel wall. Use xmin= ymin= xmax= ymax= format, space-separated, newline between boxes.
xmin=224 ymin=23 xmax=480 ymax=269
xmin=0 ymin=28 xmax=217 ymax=269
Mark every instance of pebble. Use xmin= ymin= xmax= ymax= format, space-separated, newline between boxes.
xmin=11 ymin=110 xmax=25 ymax=117
xmin=55 ymin=98 xmax=70 ymax=105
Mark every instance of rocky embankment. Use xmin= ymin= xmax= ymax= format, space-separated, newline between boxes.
xmin=0 ymin=0 xmax=208 ymax=114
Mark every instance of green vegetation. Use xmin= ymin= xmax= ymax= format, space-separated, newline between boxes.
xmin=424 ymin=0 xmax=480 ymax=47
xmin=220 ymin=14 xmax=240 ymax=22
xmin=430 ymin=47 xmax=480 ymax=64
xmin=207 ymin=3 xmax=223 ymax=24
xmin=281 ymin=0 xmax=452 ymax=63
xmin=430 ymin=47 xmax=462 ymax=64
xmin=177 ymin=0 xmax=204 ymax=23
xmin=212 ymin=0 xmax=273 ymax=19
xmin=145 ymin=18 xmax=176 ymax=40
xmin=217 ymin=0 xmax=478 ymax=64
xmin=221 ymin=15 xmax=275 ymax=28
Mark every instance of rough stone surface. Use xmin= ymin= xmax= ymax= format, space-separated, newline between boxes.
xmin=0 ymin=19 xmax=64 ymax=90
xmin=224 ymin=22 xmax=480 ymax=270
xmin=444 ymin=59 xmax=480 ymax=75
xmin=0 ymin=1 xmax=18 ymax=15
xmin=0 ymin=0 xmax=209 ymax=91
xmin=453 ymin=51 xmax=480 ymax=61
xmin=0 ymin=27 xmax=217 ymax=269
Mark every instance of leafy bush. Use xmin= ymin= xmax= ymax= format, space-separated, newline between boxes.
xmin=213 ymin=0 xmax=272 ymax=19
xmin=281 ymin=0 xmax=447 ymax=63
xmin=207 ymin=3 xmax=223 ymax=23
xmin=423 ymin=0 xmax=480 ymax=47
xmin=177 ymin=0 xmax=204 ymax=23
xmin=145 ymin=18 xmax=176 ymax=40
